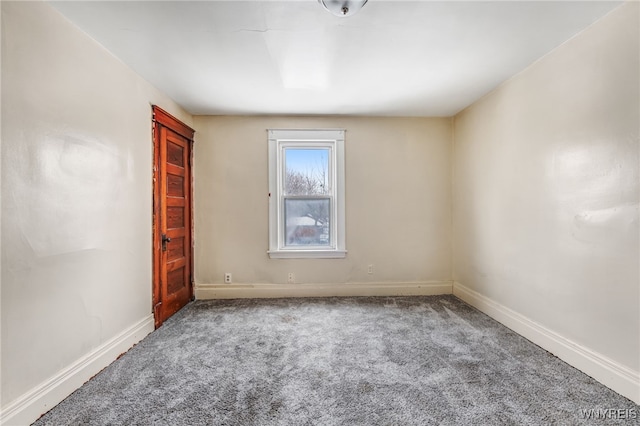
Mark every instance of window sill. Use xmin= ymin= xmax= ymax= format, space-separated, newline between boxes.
xmin=268 ymin=250 xmax=347 ymax=259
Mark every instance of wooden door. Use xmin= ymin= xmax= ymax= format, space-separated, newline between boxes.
xmin=152 ymin=106 xmax=194 ymax=328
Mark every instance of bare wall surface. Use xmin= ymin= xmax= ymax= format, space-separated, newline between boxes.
xmin=1 ymin=0 xmax=192 ymax=410
xmin=194 ymin=116 xmax=452 ymax=289
xmin=453 ymin=2 xmax=639 ymax=373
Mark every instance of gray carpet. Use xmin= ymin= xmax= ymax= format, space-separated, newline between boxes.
xmin=34 ymin=295 xmax=639 ymax=425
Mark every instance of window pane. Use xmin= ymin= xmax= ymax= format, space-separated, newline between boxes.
xmin=284 ymin=148 xmax=329 ymax=195
xmin=284 ymin=198 xmax=330 ymax=246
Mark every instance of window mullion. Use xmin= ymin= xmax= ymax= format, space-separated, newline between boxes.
xmin=284 ymin=195 xmax=331 ymax=200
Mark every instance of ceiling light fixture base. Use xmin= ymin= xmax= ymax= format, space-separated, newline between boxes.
xmin=318 ymin=0 xmax=368 ymax=17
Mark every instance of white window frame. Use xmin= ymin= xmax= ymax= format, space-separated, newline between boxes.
xmin=268 ymin=129 xmax=346 ymax=259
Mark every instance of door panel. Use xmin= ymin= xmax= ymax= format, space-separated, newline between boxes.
xmin=153 ymin=106 xmax=194 ymax=328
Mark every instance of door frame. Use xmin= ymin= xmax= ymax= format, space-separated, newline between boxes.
xmin=152 ymin=105 xmax=195 ymax=328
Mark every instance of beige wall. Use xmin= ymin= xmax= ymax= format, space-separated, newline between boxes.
xmin=1 ymin=1 xmax=193 ymax=420
xmin=453 ymin=0 xmax=639 ymax=390
xmin=194 ymin=116 xmax=452 ymax=294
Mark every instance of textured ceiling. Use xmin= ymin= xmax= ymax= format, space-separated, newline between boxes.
xmin=50 ymin=1 xmax=621 ymax=116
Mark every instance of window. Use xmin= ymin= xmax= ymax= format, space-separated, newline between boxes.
xmin=268 ymin=129 xmax=346 ymax=259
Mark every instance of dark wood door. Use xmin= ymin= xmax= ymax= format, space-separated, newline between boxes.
xmin=152 ymin=106 xmax=194 ymax=328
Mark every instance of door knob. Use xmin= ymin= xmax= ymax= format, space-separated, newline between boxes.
xmin=162 ymin=234 xmax=171 ymax=251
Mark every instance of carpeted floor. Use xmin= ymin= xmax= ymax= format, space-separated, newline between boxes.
xmin=34 ymin=295 xmax=638 ymax=425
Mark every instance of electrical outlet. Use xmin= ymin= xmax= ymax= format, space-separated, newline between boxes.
xmin=367 ymin=264 xmax=374 ymax=274
xmin=287 ymin=272 xmax=295 ymax=283
xmin=224 ymin=273 xmax=232 ymax=284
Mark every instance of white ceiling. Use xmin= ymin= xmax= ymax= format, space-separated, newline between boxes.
xmin=50 ymin=1 xmax=621 ymax=117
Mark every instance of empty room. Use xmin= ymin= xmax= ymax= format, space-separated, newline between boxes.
xmin=1 ymin=0 xmax=638 ymax=424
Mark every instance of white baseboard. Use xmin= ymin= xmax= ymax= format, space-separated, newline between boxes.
xmin=453 ymin=281 xmax=640 ymax=405
xmin=1 ymin=315 xmax=155 ymax=426
xmin=195 ymin=281 xmax=453 ymax=299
